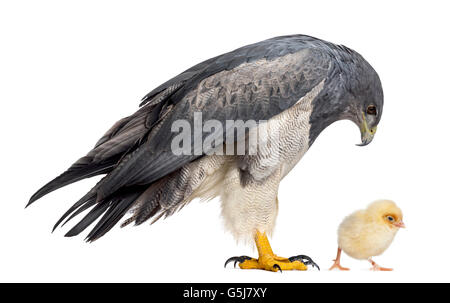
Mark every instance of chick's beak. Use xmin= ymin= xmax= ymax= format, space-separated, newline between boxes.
xmin=394 ymin=221 xmax=405 ymax=228
xmin=357 ymin=114 xmax=377 ymax=146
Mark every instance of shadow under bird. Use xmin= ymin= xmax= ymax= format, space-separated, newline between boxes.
xmin=28 ymin=34 xmax=383 ymax=272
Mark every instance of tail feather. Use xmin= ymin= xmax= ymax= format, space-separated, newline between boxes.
xmin=34 ymin=156 xmax=201 ymax=242
xmin=28 ymin=94 xmax=186 ymax=241
xmin=28 ymin=104 xmax=156 ymax=207
xmin=85 ymin=190 xmax=141 ymax=242
xmin=52 ymin=190 xmax=97 ymax=232
xmin=27 ymin=155 xmax=120 ymax=207
xmin=64 ymin=201 xmax=112 ymax=238
xmin=58 ymin=197 xmax=97 ymax=230
xmin=52 ymin=184 xmax=145 ymax=241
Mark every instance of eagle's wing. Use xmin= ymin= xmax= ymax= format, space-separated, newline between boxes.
xmin=29 ymin=35 xmax=331 ymax=241
xmin=96 ymin=47 xmax=330 ymax=200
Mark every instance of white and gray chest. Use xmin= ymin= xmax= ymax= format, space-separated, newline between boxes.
xmin=242 ymin=79 xmax=324 ymax=181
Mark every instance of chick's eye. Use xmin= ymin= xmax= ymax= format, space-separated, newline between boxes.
xmin=387 ymin=216 xmax=394 ymax=222
xmin=367 ymin=105 xmax=377 ymax=116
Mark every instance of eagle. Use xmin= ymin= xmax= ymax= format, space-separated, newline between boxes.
xmin=28 ymin=34 xmax=383 ymax=272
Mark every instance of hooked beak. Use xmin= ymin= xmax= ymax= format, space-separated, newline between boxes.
xmin=394 ymin=221 xmax=405 ymax=228
xmin=356 ymin=113 xmax=377 ymax=146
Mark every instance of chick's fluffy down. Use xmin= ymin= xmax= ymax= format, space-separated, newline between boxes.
xmin=338 ymin=200 xmax=401 ymax=260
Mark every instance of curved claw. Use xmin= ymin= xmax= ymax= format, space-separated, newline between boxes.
xmin=289 ymin=254 xmax=320 ymax=271
xmin=273 ymin=264 xmax=282 ymax=273
xmin=224 ymin=256 xmax=252 ymax=268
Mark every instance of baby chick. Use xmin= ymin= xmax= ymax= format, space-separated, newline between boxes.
xmin=329 ymin=200 xmax=405 ymax=271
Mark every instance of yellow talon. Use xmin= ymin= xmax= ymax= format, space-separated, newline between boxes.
xmin=233 ymin=231 xmax=308 ymax=272
xmin=239 ymin=255 xmax=307 ymax=271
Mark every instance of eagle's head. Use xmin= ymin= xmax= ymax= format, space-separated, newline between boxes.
xmin=344 ymin=58 xmax=384 ymax=147
xmin=309 ymin=49 xmax=384 ymax=147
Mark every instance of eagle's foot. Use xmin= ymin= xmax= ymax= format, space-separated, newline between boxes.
xmin=289 ymin=254 xmax=320 ymax=270
xmin=224 ymin=231 xmax=318 ymax=272
xmin=254 ymin=253 xmax=308 ymax=272
xmin=224 ymin=256 xmax=254 ymax=268
xmin=224 ymin=253 xmax=308 ymax=272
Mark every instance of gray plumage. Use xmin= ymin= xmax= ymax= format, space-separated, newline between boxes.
xmin=28 ymin=34 xmax=383 ymax=242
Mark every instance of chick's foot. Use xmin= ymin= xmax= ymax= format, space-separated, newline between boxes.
xmin=369 ymin=258 xmax=393 ymax=271
xmin=329 ymin=247 xmax=350 ymax=271
xmin=329 ymin=260 xmax=350 ymax=271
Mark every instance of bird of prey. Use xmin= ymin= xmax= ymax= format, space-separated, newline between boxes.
xmin=28 ymin=34 xmax=383 ymax=272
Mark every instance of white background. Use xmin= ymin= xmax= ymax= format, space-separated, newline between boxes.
xmin=1 ymin=0 xmax=449 ymax=283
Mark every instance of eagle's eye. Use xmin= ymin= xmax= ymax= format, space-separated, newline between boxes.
xmin=366 ymin=105 xmax=377 ymax=116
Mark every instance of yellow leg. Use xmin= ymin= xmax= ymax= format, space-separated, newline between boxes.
xmin=225 ymin=231 xmax=318 ymax=272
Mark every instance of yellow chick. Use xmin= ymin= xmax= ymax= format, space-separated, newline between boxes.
xmin=329 ymin=200 xmax=405 ymax=271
